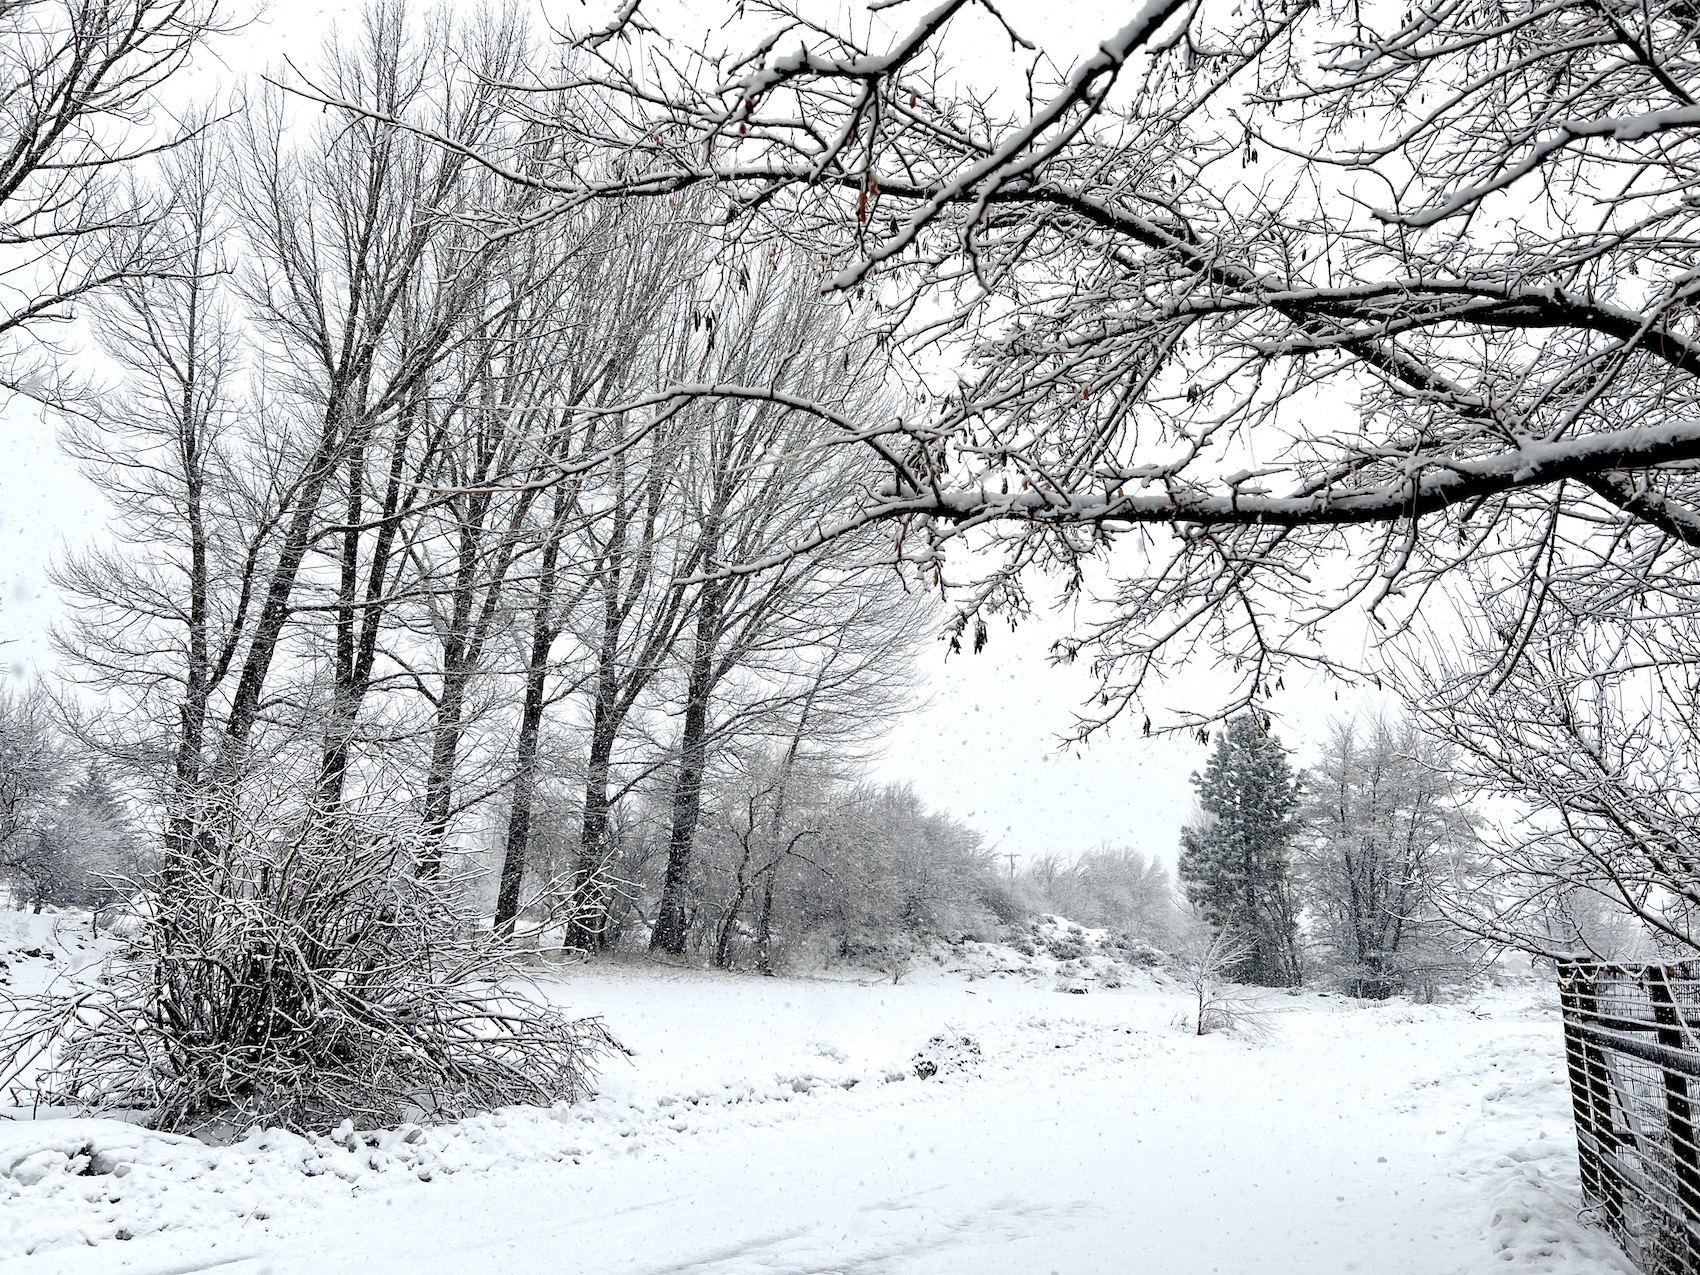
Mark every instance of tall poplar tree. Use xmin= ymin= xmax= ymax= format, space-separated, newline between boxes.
xmin=1178 ymin=716 xmax=1303 ymax=987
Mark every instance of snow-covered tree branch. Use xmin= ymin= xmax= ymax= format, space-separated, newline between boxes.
xmin=327 ymin=0 xmax=1700 ymax=722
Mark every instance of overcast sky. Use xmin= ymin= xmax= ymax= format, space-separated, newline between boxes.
xmin=0 ymin=0 xmax=1394 ymax=869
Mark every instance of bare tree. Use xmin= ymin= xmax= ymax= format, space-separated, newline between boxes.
xmin=648 ymin=254 xmax=922 ymax=954
xmin=397 ymin=249 xmax=567 ymax=875
xmin=557 ymin=381 xmax=700 ymax=950
xmin=1016 ymin=848 xmax=1176 ymax=944
xmin=1417 ymin=589 xmax=1700 ymax=961
xmin=706 ymin=776 xmax=818 ymax=971
xmin=688 ymin=610 xmax=918 ymax=972
xmin=215 ymin=1 xmax=529 ymax=773
xmin=746 ymin=610 xmax=926 ymax=972
xmin=54 ymin=126 xmax=272 ymax=872
xmin=0 ymin=0 xmax=226 ymax=382
xmin=57 ymin=5 xmax=541 ymax=863
xmin=1299 ymin=714 xmax=1478 ymax=996
xmin=0 ymin=685 xmax=68 ymax=908
xmin=1174 ymin=919 xmax=1259 ymax=1038
xmin=491 ymin=203 xmax=702 ymax=935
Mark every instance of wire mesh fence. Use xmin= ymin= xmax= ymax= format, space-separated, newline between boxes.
xmin=1558 ymin=962 xmax=1700 ymax=1274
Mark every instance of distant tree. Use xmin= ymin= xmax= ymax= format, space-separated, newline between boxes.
xmin=0 ymin=686 xmax=68 ymax=909
xmin=1016 ymin=847 xmax=1176 ymax=945
xmin=743 ymin=780 xmax=998 ymax=972
xmin=0 ymin=700 xmax=146 ymax=913
xmin=1299 ymin=716 xmax=1478 ymax=998
xmin=54 ymin=125 xmax=253 ymax=870
xmin=1178 ymin=716 xmax=1302 ymax=987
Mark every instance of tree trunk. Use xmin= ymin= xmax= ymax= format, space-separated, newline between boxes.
xmin=755 ymin=861 xmax=779 ymax=975
xmin=494 ymin=629 xmax=551 ymax=937
xmin=219 ymin=399 xmax=353 ymax=758
xmin=563 ymin=694 xmax=619 ymax=952
xmin=318 ymin=404 xmax=422 ymax=807
xmin=414 ymin=546 xmax=479 ymax=879
xmin=416 ymin=489 xmax=525 ymax=879
xmin=495 ymin=486 xmax=571 ymax=937
xmin=651 ymin=582 xmax=724 ymax=954
xmin=713 ymin=837 xmax=754 ymax=969
xmin=416 ymin=668 xmax=471 ymax=876
xmin=562 ymin=480 xmax=676 ymax=952
xmin=161 ymin=208 xmax=218 ymax=880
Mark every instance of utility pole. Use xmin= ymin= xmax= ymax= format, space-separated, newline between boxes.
xmin=1004 ymin=853 xmax=1019 ymax=878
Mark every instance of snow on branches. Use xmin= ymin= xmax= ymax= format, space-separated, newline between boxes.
xmin=311 ymin=0 xmax=1700 ymax=726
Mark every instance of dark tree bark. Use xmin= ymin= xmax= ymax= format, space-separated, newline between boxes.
xmin=651 ymin=574 xmax=726 ymax=954
xmin=318 ymin=400 xmax=436 ymax=806
xmin=494 ymin=524 xmax=565 ymax=936
xmin=561 ymin=443 xmax=698 ymax=950
xmin=493 ymin=624 xmax=551 ymax=935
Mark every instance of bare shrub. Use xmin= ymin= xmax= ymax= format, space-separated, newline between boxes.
xmin=0 ymin=793 xmax=621 ymax=1135
xmin=1174 ymin=923 xmax=1272 ymax=1040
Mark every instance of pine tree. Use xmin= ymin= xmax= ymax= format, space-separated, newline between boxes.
xmin=1178 ymin=715 xmax=1303 ymax=987
xmin=28 ymin=765 xmax=147 ymax=912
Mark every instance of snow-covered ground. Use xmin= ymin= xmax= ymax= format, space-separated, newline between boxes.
xmin=0 ymin=911 xmax=1632 ymax=1274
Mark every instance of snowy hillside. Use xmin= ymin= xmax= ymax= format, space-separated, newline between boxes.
xmin=0 ymin=911 xmax=1626 ymax=1275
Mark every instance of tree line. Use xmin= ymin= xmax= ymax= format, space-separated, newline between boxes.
xmin=499 ymin=0 xmax=1700 ymax=972
xmin=31 ymin=11 xmax=940 ymax=967
xmin=0 ymin=5 xmax=969 ymax=1130
xmin=1177 ymin=714 xmax=1484 ymax=999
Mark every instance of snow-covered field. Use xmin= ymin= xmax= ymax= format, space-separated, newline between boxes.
xmin=0 ymin=911 xmax=1632 ymax=1274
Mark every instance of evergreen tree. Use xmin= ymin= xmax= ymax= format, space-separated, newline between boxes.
xmin=23 ymin=765 xmax=147 ymax=913
xmin=1178 ymin=716 xmax=1303 ymax=987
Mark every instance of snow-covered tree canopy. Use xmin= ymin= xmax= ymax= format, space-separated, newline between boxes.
xmin=302 ymin=0 xmax=1700 ymax=723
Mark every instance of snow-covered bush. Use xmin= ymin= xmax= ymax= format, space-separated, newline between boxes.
xmin=1039 ymin=922 xmax=1089 ymax=963
xmin=1173 ymin=922 xmax=1269 ymax=1038
xmin=910 ymin=1031 xmax=980 ymax=1079
xmin=1108 ymin=934 xmax=1166 ymax=967
xmin=0 ymin=796 xmax=620 ymax=1135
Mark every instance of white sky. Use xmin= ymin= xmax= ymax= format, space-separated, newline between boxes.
xmin=870 ymin=595 xmax=1389 ymax=869
xmin=0 ymin=0 xmax=1396 ymax=870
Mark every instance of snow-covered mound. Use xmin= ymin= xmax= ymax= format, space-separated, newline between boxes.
xmin=0 ymin=910 xmax=114 ymax=996
xmin=859 ymin=913 xmax=1174 ymax=994
xmin=0 ymin=986 xmax=1167 ymax=1256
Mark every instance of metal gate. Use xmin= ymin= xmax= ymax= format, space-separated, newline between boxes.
xmin=1558 ymin=962 xmax=1700 ymax=1274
